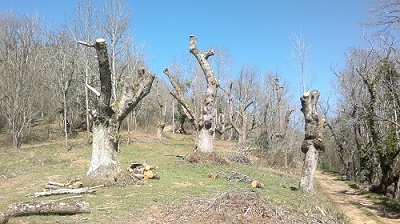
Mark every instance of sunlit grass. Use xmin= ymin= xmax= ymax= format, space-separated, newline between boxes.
xmin=0 ymin=132 xmax=344 ymax=223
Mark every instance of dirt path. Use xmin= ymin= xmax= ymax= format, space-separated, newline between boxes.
xmin=315 ymin=170 xmax=399 ymax=224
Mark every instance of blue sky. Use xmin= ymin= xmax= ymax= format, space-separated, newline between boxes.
xmin=0 ymin=0 xmax=371 ymax=98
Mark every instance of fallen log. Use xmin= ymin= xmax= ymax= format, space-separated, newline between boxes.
xmin=7 ymin=201 xmax=90 ymax=217
xmin=34 ymin=185 xmax=103 ymax=197
xmin=0 ymin=201 xmax=90 ymax=224
xmin=0 ymin=213 xmax=9 ymax=224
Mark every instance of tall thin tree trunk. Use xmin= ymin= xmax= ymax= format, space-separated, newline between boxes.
xmin=63 ymin=92 xmax=68 ymax=148
xmin=85 ymin=60 xmax=91 ymax=144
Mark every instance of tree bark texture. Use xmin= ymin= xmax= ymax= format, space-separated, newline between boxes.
xmin=80 ymin=39 xmax=154 ymax=179
xmin=156 ymin=79 xmax=166 ymax=140
xmin=299 ymin=90 xmax=325 ymax=192
xmin=0 ymin=201 xmax=90 ymax=223
xmin=164 ymin=35 xmax=218 ymax=152
xmin=189 ymin=35 xmax=219 ymax=152
xmin=7 ymin=201 xmax=90 ymax=217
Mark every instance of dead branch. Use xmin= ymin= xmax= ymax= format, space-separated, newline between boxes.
xmin=33 ymin=185 xmax=104 ymax=197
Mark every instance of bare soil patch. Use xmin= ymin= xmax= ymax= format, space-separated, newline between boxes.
xmin=316 ymin=170 xmax=400 ymax=224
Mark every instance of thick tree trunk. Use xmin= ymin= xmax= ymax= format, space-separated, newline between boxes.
xmin=197 ymin=127 xmax=213 ymax=153
xmin=189 ymin=35 xmax=218 ymax=152
xmin=299 ymin=142 xmax=319 ymax=192
xmin=299 ymin=90 xmax=325 ymax=192
xmin=88 ymin=123 xmax=120 ymax=177
xmin=164 ymin=35 xmax=218 ymax=152
xmin=79 ymin=38 xmax=154 ymax=179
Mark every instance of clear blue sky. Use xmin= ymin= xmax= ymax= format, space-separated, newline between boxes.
xmin=0 ymin=0 xmax=371 ymax=98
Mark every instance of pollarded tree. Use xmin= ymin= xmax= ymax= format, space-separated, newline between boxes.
xmin=299 ymin=90 xmax=325 ymax=192
xmin=79 ymin=38 xmax=154 ymax=179
xmin=164 ymin=35 xmax=219 ymax=152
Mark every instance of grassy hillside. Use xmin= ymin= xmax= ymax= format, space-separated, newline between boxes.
xmin=0 ymin=131 xmax=345 ymax=223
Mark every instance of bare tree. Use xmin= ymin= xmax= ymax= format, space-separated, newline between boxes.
xmin=0 ymin=14 xmax=44 ymax=148
xmin=46 ymin=28 xmax=78 ymax=148
xmin=164 ymin=35 xmax=219 ymax=152
xmin=299 ymin=90 xmax=325 ymax=192
xmin=155 ymin=79 xmax=167 ymax=140
xmin=369 ymin=0 xmax=400 ymax=34
xmin=220 ymin=65 xmax=258 ymax=144
xmin=79 ymin=38 xmax=154 ymax=179
xmin=291 ymin=32 xmax=312 ymax=94
xmin=98 ymin=0 xmax=131 ymax=101
xmin=73 ymin=0 xmax=98 ymax=143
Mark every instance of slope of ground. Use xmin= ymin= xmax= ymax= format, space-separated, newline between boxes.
xmin=316 ymin=170 xmax=400 ymax=224
xmin=0 ymin=131 xmax=344 ymax=223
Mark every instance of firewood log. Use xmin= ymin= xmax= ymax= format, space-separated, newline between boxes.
xmin=7 ymin=201 xmax=90 ymax=217
xmin=251 ymin=180 xmax=264 ymax=188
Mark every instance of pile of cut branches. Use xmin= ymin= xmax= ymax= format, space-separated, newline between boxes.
xmin=33 ymin=179 xmax=103 ymax=197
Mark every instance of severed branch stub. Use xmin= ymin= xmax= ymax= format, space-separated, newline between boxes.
xmin=299 ymin=90 xmax=325 ymax=192
xmin=164 ymin=35 xmax=218 ymax=153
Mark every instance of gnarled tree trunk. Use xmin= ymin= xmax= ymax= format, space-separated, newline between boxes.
xmin=79 ymin=39 xmax=154 ymax=179
xmin=189 ymin=35 xmax=219 ymax=152
xmin=164 ymin=35 xmax=219 ymax=153
xmin=299 ymin=90 xmax=325 ymax=192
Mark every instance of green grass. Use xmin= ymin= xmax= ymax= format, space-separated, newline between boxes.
xmin=0 ymin=132 xmax=344 ymax=223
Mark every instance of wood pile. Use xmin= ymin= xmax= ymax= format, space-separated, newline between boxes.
xmin=127 ymin=163 xmax=160 ymax=180
xmin=32 ymin=179 xmax=103 ymax=197
xmin=208 ymin=171 xmax=264 ymax=188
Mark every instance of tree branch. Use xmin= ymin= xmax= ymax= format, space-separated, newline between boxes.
xmin=163 ymin=67 xmax=197 ymax=125
xmin=114 ymin=67 xmax=155 ymax=122
xmin=78 ymin=41 xmax=94 ymax=48
xmin=86 ymin=83 xmax=100 ymax=97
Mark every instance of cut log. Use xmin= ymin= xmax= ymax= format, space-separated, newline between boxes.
xmin=152 ymin=173 xmax=161 ymax=180
xmin=0 ymin=213 xmax=9 ymax=224
xmin=7 ymin=201 xmax=90 ymax=217
xmin=251 ymin=180 xmax=264 ymax=188
xmin=34 ymin=185 xmax=103 ymax=197
xmin=144 ymin=170 xmax=154 ymax=179
xmin=127 ymin=162 xmax=160 ymax=180
xmin=132 ymin=174 xmax=144 ymax=180
xmin=208 ymin=173 xmax=219 ymax=179
xmin=69 ymin=181 xmax=83 ymax=189
xmin=144 ymin=164 xmax=151 ymax=171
